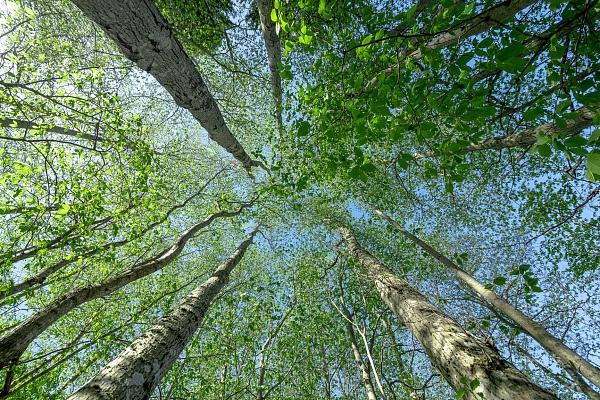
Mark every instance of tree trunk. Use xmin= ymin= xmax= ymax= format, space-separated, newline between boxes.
xmin=366 ymin=204 xmax=600 ymax=394
xmin=0 ymin=203 xmax=253 ymax=369
xmin=368 ymin=0 xmax=536 ymax=88
xmin=339 ymin=227 xmax=559 ymax=400
xmin=413 ymin=105 xmax=597 ymax=159
xmin=70 ymin=0 xmax=264 ymax=172
xmin=1 ymin=168 xmax=225 ymax=301
xmin=256 ymin=0 xmax=283 ymax=128
xmin=68 ymin=226 xmax=259 ymax=400
xmin=339 ymin=301 xmax=378 ymax=400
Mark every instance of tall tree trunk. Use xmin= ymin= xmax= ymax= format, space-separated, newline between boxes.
xmin=338 ymin=226 xmax=559 ymax=400
xmin=412 ymin=105 xmax=598 ymax=159
xmin=367 ymin=0 xmax=536 ymax=88
xmin=1 ymin=168 xmax=226 ymax=301
xmin=70 ymin=0 xmax=265 ymax=172
xmin=68 ymin=226 xmax=259 ymax=400
xmin=0 ymin=203 xmax=253 ymax=370
xmin=256 ymin=0 xmax=283 ymax=128
xmin=339 ymin=299 xmax=378 ymax=400
xmin=366 ymin=203 xmax=600 ymax=395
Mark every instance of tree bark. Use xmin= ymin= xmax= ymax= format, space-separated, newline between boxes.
xmin=1 ymin=169 xmax=226 ymax=301
xmin=68 ymin=226 xmax=259 ymax=400
xmin=70 ymin=0 xmax=264 ymax=172
xmin=366 ymin=204 xmax=600 ymax=394
xmin=339 ymin=300 xmax=378 ymax=400
xmin=0 ymin=203 xmax=253 ymax=370
xmin=368 ymin=0 xmax=536 ymax=88
xmin=413 ymin=105 xmax=598 ymax=159
xmin=257 ymin=298 xmax=295 ymax=400
xmin=256 ymin=0 xmax=283 ymax=128
xmin=339 ymin=226 xmax=559 ymax=400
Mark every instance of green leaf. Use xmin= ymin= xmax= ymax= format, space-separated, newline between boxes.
xmin=523 ymin=107 xmax=544 ymax=122
xmin=441 ymin=0 xmax=454 ymax=7
xmin=537 ymin=132 xmax=550 ymax=145
xmin=361 ymin=163 xmax=377 ymax=173
xmin=478 ymin=37 xmax=494 ymax=48
xmin=406 ymin=4 xmax=418 ymax=19
xmin=564 ymin=136 xmax=588 ymax=147
xmin=555 ymin=117 xmax=568 ymax=129
xmin=318 ymin=0 xmax=326 ymax=14
xmin=537 ymin=144 xmax=552 ymax=157
xmin=270 ymin=9 xmax=277 ymax=22
xmin=57 ymin=204 xmax=71 ymax=215
xmin=587 ymin=152 xmax=600 ymax=175
xmin=298 ymin=121 xmax=310 ymax=137
xmin=456 ymin=388 xmax=466 ymax=399
xmin=493 ymin=276 xmax=506 ymax=285
xmin=470 ymin=379 xmax=480 ymax=391
xmin=349 ymin=166 xmax=361 ymax=179
xmin=519 ymin=264 xmax=530 ymax=273
xmin=274 ymin=0 xmax=280 ymax=9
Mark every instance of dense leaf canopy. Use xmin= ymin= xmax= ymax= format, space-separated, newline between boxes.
xmin=0 ymin=0 xmax=599 ymax=398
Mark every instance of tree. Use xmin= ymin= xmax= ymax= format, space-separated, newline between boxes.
xmin=339 ymin=225 xmax=558 ymax=399
xmin=69 ymin=226 xmax=259 ymax=399
xmin=1 ymin=0 xmax=600 ymax=398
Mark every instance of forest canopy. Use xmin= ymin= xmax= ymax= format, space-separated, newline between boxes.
xmin=0 ymin=0 xmax=599 ymax=398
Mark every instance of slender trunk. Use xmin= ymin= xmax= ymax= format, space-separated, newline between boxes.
xmin=341 ymin=304 xmax=378 ymax=400
xmin=413 ymin=105 xmax=597 ymax=159
xmin=68 ymin=227 xmax=259 ymax=400
xmin=368 ymin=0 xmax=536 ymax=88
xmin=0 ymin=203 xmax=253 ymax=369
xmin=0 ymin=118 xmax=109 ymax=144
xmin=70 ymin=0 xmax=264 ymax=172
xmin=366 ymin=204 xmax=600 ymax=393
xmin=339 ymin=227 xmax=558 ymax=400
xmin=256 ymin=0 xmax=283 ymax=128
xmin=257 ymin=299 xmax=295 ymax=400
xmin=1 ymin=169 xmax=225 ymax=301
xmin=319 ymin=343 xmax=332 ymax=399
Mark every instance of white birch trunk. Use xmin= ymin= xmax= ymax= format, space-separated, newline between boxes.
xmin=368 ymin=0 xmax=536 ymax=88
xmin=70 ymin=0 xmax=263 ymax=171
xmin=256 ymin=0 xmax=283 ymax=127
xmin=339 ymin=227 xmax=559 ymax=400
xmin=68 ymin=227 xmax=258 ymax=399
xmin=0 ymin=205 xmax=252 ymax=369
xmin=367 ymin=204 xmax=600 ymax=393
xmin=413 ymin=105 xmax=598 ymax=159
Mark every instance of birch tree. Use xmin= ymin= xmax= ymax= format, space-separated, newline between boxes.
xmin=68 ymin=226 xmax=259 ymax=399
xmin=338 ymin=226 xmax=559 ymax=399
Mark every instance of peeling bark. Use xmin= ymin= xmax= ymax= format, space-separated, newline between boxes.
xmin=413 ymin=105 xmax=598 ymax=159
xmin=69 ymin=227 xmax=259 ymax=400
xmin=0 ymin=203 xmax=253 ymax=369
xmin=70 ymin=0 xmax=264 ymax=171
xmin=256 ymin=0 xmax=283 ymax=128
xmin=339 ymin=227 xmax=559 ymax=400
xmin=366 ymin=204 xmax=600 ymax=393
